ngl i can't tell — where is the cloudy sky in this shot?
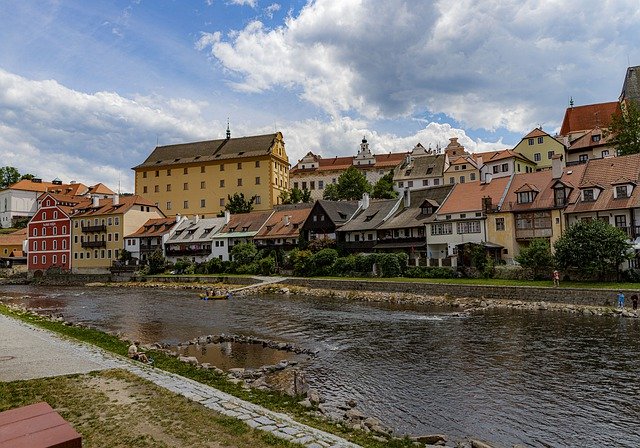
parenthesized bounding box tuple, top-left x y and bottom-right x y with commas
(1, 0, 638, 192)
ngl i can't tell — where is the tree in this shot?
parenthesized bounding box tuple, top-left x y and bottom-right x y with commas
(336, 166, 372, 200)
(119, 248, 133, 262)
(147, 249, 166, 275)
(372, 171, 398, 199)
(230, 242, 258, 266)
(515, 238, 554, 279)
(323, 183, 340, 201)
(20, 173, 35, 181)
(0, 166, 21, 189)
(554, 220, 632, 280)
(281, 187, 312, 205)
(225, 193, 255, 214)
(608, 100, 640, 156)
(301, 188, 312, 203)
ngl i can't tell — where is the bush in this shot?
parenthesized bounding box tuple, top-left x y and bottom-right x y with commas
(404, 266, 457, 279)
(230, 242, 258, 266)
(257, 256, 276, 275)
(332, 255, 357, 276)
(289, 249, 313, 276)
(147, 249, 166, 275)
(492, 265, 534, 280)
(173, 257, 193, 275)
(309, 248, 339, 276)
(354, 254, 377, 274)
(376, 253, 401, 277)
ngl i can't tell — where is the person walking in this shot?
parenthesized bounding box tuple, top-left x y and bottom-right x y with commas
(617, 292, 625, 309)
(552, 270, 560, 287)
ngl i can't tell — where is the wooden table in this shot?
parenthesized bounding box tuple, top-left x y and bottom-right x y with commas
(0, 402, 82, 448)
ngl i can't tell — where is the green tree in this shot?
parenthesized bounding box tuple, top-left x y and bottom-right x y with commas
(225, 193, 255, 213)
(230, 242, 258, 266)
(515, 238, 554, 279)
(554, 220, 632, 280)
(336, 166, 372, 200)
(301, 188, 312, 203)
(0, 166, 21, 189)
(608, 100, 640, 156)
(119, 248, 133, 262)
(147, 249, 166, 275)
(322, 183, 340, 200)
(372, 171, 398, 199)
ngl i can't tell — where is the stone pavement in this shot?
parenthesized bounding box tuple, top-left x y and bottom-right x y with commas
(0, 314, 359, 448)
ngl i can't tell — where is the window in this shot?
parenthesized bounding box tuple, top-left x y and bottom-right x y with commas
(518, 191, 536, 204)
(167, 169, 171, 176)
(220, 179, 225, 187)
(547, 151, 554, 159)
(459, 176, 465, 183)
(319, 180, 324, 189)
(53, 255, 57, 264)
(33, 241, 38, 251)
(255, 161, 260, 168)
(398, 181, 404, 187)
(201, 166, 206, 173)
(434, 179, 440, 186)
(237, 162, 242, 170)
(220, 164, 225, 171)
(592, 134, 601, 143)
(53, 240, 57, 250)
(456, 221, 481, 234)
(114, 217, 119, 225)
(579, 154, 588, 163)
(293, 182, 299, 189)
(219, 198, 225, 207)
(237, 178, 242, 186)
(42, 241, 46, 250)
(115, 233, 119, 241)
(143, 186, 148, 193)
(495, 217, 505, 231)
(166, 184, 172, 192)
(42, 255, 46, 264)
(108, 250, 112, 258)
(554, 188, 567, 207)
(449, 177, 455, 184)
(501, 163, 508, 172)
(74, 221, 78, 228)
(616, 185, 629, 198)
(42, 212, 47, 220)
(154, 185, 159, 193)
(33, 255, 37, 264)
(108, 233, 112, 242)
(310, 181, 315, 190)
(183, 168, 188, 175)
(431, 222, 452, 235)
(615, 215, 627, 229)
(534, 153, 541, 162)
(528, 138, 534, 145)
(155, 170, 159, 177)
(42, 228, 46, 236)
(583, 189, 595, 202)
(470, 173, 476, 181)
(302, 181, 307, 189)
(201, 181, 206, 189)
(33, 228, 38, 237)
(255, 196, 261, 205)
(422, 179, 429, 186)
(53, 211, 58, 219)
(602, 150, 609, 157)
(143, 172, 147, 178)
(62, 240, 66, 249)
(200, 199, 206, 208)
(492, 165, 499, 174)
(74, 235, 78, 243)
(408, 181, 413, 187)
(183, 182, 188, 190)
(183, 200, 189, 209)
(62, 254, 66, 264)
(255, 176, 261, 185)
(538, 137, 544, 144)
(166, 201, 172, 210)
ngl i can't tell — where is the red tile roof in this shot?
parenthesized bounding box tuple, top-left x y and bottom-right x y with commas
(522, 128, 549, 139)
(254, 207, 312, 239)
(559, 102, 620, 136)
(566, 128, 614, 152)
(291, 152, 407, 174)
(72, 195, 158, 217)
(126, 217, 177, 238)
(0, 229, 27, 246)
(437, 177, 512, 214)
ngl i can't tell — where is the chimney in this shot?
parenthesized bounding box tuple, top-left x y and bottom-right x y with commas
(284, 215, 290, 226)
(194, 214, 199, 223)
(404, 187, 411, 207)
(175, 213, 181, 223)
(552, 154, 564, 179)
(112, 194, 119, 206)
(405, 154, 411, 166)
(224, 210, 231, 224)
(92, 196, 99, 207)
(361, 192, 370, 210)
(482, 196, 493, 213)
(484, 172, 493, 184)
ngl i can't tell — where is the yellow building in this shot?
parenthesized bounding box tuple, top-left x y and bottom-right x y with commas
(513, 128, 566, 170)
(443, 155, 480, 185)
(133, 131, 290, 216)
(0, 228, 27, 258)
(70, 195, 163, 273)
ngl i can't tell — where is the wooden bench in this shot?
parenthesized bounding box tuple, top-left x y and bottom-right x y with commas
(0, 402, 82, 448)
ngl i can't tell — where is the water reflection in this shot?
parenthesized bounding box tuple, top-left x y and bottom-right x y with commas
(175, 342, 303, 370)
(2, 285, 640, 447)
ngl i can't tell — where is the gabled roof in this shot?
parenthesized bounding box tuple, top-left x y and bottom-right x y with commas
(437, 176, 512, 215)
(254, 207, 312, 240)
(290, 152, 407, 174)
(40, 192, 92, 217)
(522, 128, 549, 139)
(448, 155, 478, 168)
(393, 154, 447, 181)
(0, 229, 27, 246)
(3, 179, 61, 193)
(87, 183, 115, 195)
(338, 197, 402, 232)
(567, 127, 614, 152)
(476, 149, 535, 164)
(218, 210, 273, 235)
(559, 102, 620, 136)
(133, 132, 284, 169)
(620, 66, 640, 103)
(72, 195, 158, 217)
(378, 185, 454, 230)
(312, 200, 359, 225)
(48, 182, 89, 196)
(166, 217, 227, 243)
(126, 217, 178, 238)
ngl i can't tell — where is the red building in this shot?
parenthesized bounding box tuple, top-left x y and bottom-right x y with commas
(27, 193, 90, 273)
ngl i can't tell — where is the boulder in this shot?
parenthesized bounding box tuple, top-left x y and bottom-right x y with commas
(412, 434, 447, 445)
(470, 439, 494, 448)
(298, 398, 312, 408)
(344, 408, 366, 421)
(228, 367, 245, 377)
(307, 389, 323, 404)
(178, 356, 199, 365)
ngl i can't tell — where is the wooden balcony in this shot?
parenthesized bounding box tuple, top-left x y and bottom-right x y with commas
(515, 228, 553, 240)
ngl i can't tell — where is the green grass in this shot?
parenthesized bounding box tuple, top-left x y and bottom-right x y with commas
(0, 303, 413, 448)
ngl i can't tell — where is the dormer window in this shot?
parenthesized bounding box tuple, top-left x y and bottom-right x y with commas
(615, 185, 629, 199)
(517, 191, 536, 204)
(582, 189, 595, 202)
(592, 134, 601, 143)
(554, 187, 567, 207)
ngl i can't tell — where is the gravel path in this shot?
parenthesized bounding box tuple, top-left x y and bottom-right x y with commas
(0, 314, 359, 448)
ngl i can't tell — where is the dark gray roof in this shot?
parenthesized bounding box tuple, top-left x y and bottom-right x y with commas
(378, 185, 454, 230)
(315, 200, 359, 225)
(133, 133, 281, 169)
(620, 66, 640, 104)
(338, 198, 402, 232)
(166, 217, 226, 243)
(393, 154, 446, 181)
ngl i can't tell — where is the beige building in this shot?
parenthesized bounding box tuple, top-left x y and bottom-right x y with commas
(133, 131, 290, 216)
(70, 195, 163, 273)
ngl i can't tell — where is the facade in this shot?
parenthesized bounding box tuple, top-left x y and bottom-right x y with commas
(477, 149, 536, 181)
(426, 176, 512, 267)
(164, 215, 228, 264)
(290, 138, 407, 200)
(0, 229, 27, 266)
(254, 205, 312, 251)
(70, 196, 164, 273)
(565, 127, 616, 165)
(393, 153, 448, 191)
(1, 179, 71, 228)
(558, 101, 620, 145)
(620, 65, 640, 104)
(214, 210, 273, 261)
(301, 200, 359, 241)
(513, 128, 565, 170)
(133, 131, 290, 216)
(443, 155, 480, 185)
(27, 193, 91, 272)
(125, 217, 183, 262)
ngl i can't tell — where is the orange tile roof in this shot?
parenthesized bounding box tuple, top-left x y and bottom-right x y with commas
(72, 195, 158, 217)
(559, 102, 620, 136)
(126, 217, 177, 238)
(566, 128, 614, 152)
(437, 176, 512, 214)
(0, 229, 27, 246)
(291, 152, 407, 174)
(220, 210, 273, 233)
(5, 179, 58, 193)
(475, 149, 534, 164)
(254, 207, 312, 239)
(522, 128, 550, 139)
(87, 183, 115, 195)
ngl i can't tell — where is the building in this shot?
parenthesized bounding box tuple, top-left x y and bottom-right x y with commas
(393, 152, 448, 191)
(512, 128, 566, 170)
(620, 65, 640, 105)
(290, 137, 407, 200)
(214, 210, 274, 261)
(133, 131, 290, 216)
(443, 155, 480, 185)
(301, 200, 359, 241)
(1, 179, 77, 228)
(254, 205, 312, 251)
(376, 185, 453, 266)
(558, 101, 621, 160)
(70, 196, 164, 273)
(477, 149, 536, 181)
(27, 193, 91, 273)
(426, 176, 512, 267)
(164, 215, 228, 264)
(125, 217, 183, 262)
(564, 127, 616, 165)
(0, 229, 27, 267)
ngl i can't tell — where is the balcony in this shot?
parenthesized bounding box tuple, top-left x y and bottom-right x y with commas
(515, 228, 553, 240)
(82, 225, 106, 233)
(165, 248, 211, 257)
(81, 240, 106, 248)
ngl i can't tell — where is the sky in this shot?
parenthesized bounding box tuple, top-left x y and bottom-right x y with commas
(0, 0, 639, 192)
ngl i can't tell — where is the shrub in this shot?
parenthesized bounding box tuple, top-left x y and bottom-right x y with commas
(289, 249, 313, 276)
(332, 255, 357, 276)
(354, 254, 376, 274)
(230, 242, 258, 266)
(404, 266, 457, 279)
(377, 253, 401, 277)
(309, 248, 339, 276)
(173, 257, 193, 275)
(257, 256, 276, 275)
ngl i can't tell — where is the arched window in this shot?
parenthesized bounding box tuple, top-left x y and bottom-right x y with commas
(62, 254, 66, 264)
(41, 255, 46, 264)
(62, 226, 67, 234)
(53, 240, 57, 250)
(42, 212, 47, 220)
(33, 241, 38, 251)
(62, 240, 67, 250)
(33, 228, 38, 237)
(42, 228, 46, 236)
(42, 241, 46, 250)
(53, 211, 58, 219)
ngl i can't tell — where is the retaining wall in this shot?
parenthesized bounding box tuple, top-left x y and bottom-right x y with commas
(142, 275, 260, 286)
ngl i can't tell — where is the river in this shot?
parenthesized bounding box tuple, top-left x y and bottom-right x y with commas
(1, 284, 639, 447)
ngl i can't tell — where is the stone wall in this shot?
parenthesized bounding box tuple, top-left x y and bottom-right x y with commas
(32, 273, 113, 286)
(283, 278, 625, 307)
(142, 275, 260, 286)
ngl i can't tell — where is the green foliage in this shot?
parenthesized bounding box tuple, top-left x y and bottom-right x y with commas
(331, 255, 357, 276)
(280, 187, 309, 204)
(301, 188, 312, 203)
(371, 171, 398, 199)
(554, 220, 632, 280)
(0, 166, 21, 189)
(307, 238, 336, 252)
(119, 248, 133, 262)
(404, 266, 457, 279)
(309, 248, 339, 276)
(257, 256, 276, 275)
(336, 166, 372, 200)
(288, 248, 313, 276)
(230, 242, 258, 266)
(608, 100, 640, 156)
(466, 244, 488, 271)
(147, 249, 166, 275)
(354, 253, 377, 274)
(377, 253, 402, 277)
(515, 238, 554, 279)
(173, 257, 194, 274)
(225, 193, 255, 214)
(322, 183, 340, 201)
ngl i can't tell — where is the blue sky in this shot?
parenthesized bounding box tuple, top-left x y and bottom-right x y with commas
(1, 0, 639, 192)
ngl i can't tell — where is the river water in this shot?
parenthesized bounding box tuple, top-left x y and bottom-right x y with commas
(2, 284, 640, 447)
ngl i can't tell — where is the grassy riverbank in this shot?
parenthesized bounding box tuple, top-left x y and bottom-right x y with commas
(0, 369, 298, 448)
(0, 303, 413, 448)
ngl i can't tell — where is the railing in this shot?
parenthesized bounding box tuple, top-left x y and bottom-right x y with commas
(515, 228, 553, 239)
(81, 240, 106, 248)
(81, 225, 106, 233)
(165, 248, 211, 256)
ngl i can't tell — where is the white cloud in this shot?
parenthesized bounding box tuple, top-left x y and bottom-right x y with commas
(264, 3, 280, 18)
(227, 0, 257, 7)
(199, 0, 640, 133)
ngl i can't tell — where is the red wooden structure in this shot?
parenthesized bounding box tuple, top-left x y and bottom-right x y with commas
(0, 402, 81, 448)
